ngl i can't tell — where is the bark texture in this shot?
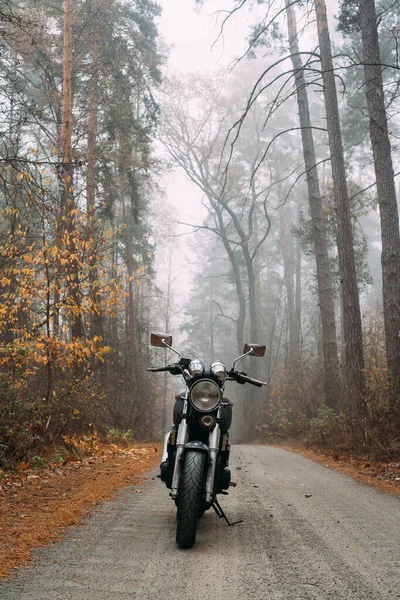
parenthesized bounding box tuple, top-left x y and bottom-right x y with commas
(285, 0, 340, 410)
(314, 0, 366, 415)
(359, 0, 400, 395)
(119, 134, 139, 426)
(87, 35, 103, 339)
(62, 0, 82, 339)
(279, 203, 298, 366)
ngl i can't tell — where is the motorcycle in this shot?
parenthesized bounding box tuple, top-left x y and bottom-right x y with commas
(148, 332, 266, 549)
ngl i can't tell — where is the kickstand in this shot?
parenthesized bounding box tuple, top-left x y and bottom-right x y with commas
(212, 498, 243, 526)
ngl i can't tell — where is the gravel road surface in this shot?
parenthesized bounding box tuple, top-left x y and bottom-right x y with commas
(1, 446, 399, 600)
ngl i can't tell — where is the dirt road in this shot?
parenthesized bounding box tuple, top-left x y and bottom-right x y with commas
(1, 446, 399, 599)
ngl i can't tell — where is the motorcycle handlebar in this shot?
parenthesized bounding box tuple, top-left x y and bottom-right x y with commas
(147, 364, 182, 375)
(148, 365, 266, 385)
(241, 375, 266, 387)
(229, 370, 266, 387)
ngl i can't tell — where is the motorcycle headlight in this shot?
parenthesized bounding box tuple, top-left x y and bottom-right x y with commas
(190, 379, 221, 412)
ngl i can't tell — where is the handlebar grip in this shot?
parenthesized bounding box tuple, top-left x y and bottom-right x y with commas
(147, 364, 182, 375)
(230, 370, 266, 387)
(243, 375, 266, 387)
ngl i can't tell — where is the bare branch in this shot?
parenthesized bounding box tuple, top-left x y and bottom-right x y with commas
(213, 300, 237, 324)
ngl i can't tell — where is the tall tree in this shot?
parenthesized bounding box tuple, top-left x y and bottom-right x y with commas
(314, 0, 366, 416)
(285, 0, 340, 410)
(358, 0, 400, 401)
(86, 14, 102, 340)
(62, 0, 82, 339)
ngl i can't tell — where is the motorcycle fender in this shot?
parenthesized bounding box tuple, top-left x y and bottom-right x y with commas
(184, 441, 209, 453)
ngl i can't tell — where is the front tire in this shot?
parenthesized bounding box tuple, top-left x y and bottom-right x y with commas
(176, 450, 206, 549)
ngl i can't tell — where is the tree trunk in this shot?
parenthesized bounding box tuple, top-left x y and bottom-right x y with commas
(53, 115, 64, 339)
(253, 204, 262, 322)
(295, 206, 302, 358)
(285, 0, 340, 410)
(211, 199, 246, 354)
(243, 242, 259, 345)
(118, 130, 139, 426)
(162, 252, 173, 434)
(62, 0, 82, 339)
(229, 246, 246, 354)
(359, 0, 400, 399)
(86, 34, 103, 340)
(314, 0, 366, 415)
(121, 193, 139, 426)
(209, 281, 215, 363)
(279, 202, 298, 366)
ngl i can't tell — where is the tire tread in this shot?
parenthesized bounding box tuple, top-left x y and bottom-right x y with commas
(176, 450, 206, 549)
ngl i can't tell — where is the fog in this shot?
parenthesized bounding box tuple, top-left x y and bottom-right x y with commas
(0, 0, 398, 453)
(150, 0, 396, 442)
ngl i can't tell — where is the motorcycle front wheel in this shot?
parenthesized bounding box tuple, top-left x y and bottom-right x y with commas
(176, 450, 206, 549)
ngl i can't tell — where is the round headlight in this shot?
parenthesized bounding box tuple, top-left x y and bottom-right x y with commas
(190, 379, 221, 412)
(210, 361, 227, 382)
(189, 359, 204, 376)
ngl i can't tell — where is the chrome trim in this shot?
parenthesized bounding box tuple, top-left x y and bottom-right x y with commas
(205, 423, 221, 504)
(162, 338, 182, 359)
(210, 361, 227, 381)
(232, 347, 254, 371)
(189, 359, 204, 376)
(220, 433, 228, 452)
(170, 399, 189, 499)
(160, 431, 170, 464)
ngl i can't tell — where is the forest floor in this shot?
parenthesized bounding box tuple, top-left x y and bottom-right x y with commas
(1, 441, 399, 581)
(0, 444, 160, 580)
(280, 444, 400, 497)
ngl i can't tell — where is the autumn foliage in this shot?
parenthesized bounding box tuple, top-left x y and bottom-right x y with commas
(0, 0, 163, 467)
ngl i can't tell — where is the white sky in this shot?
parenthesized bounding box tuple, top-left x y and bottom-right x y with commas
(155, 0, 264, 240)
(158, 0, 264, 72)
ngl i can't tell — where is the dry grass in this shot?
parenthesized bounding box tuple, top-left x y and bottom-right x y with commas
(280, 444, 400, 496)
(0, 444, 160, 580)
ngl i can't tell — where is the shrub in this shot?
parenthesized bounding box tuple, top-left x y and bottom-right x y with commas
(106, 428, 134, 446)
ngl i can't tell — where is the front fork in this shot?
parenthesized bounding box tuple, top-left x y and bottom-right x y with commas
(165, 402, 222, 505)
(204, 423, 220, 505)
(170, 400, 189, 500)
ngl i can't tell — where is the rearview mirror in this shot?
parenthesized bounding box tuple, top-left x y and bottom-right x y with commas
(151, 332, 173, 348)
(243, 343, 266, 357)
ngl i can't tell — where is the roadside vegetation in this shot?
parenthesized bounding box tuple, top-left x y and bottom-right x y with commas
(0, 0, 164, 470)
